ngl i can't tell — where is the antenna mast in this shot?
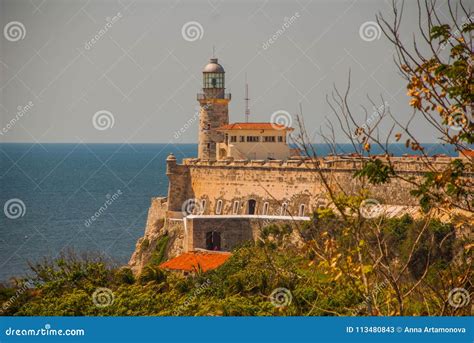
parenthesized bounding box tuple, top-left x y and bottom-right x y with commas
(245, 74, 250, 123)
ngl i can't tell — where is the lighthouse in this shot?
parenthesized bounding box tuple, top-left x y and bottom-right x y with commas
(197, 58, 231, 160)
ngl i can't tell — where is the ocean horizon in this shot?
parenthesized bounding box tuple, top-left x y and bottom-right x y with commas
(0, 142, 462, 281)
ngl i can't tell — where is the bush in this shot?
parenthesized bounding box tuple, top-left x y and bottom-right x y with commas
(116, 268, 135, 285)
(2, 219, 468, 316)
(149, 235, 170, 265)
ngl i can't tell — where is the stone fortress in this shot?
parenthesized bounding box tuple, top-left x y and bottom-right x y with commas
(129, 57, 472, 273)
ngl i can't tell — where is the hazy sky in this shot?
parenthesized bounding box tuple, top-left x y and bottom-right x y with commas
(0, 0, 465, 143)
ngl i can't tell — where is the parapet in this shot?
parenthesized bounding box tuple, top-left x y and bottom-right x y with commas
(182, 155, 464, 173)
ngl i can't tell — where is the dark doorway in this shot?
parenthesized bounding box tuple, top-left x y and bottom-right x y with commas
(248, 199, 256, 215)
(206, 231, 221, 251)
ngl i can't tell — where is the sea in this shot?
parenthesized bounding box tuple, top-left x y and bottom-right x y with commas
(0, 143, 461, 282)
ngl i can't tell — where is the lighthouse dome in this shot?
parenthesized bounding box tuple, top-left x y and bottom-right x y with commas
(203, 58, 225, 73)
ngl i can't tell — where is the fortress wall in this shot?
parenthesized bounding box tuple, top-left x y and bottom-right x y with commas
(185, 217, 253, 252)
(130, 155, 470, 272)
(185, 216, 308, 252)
(178, 155, 473, 216)
(189, 164, 322, 216)
(185, 163, 423, 217)
(166, 161, 192, 214)
(321, 156, 455, 171)
(330, 171, 422, 205)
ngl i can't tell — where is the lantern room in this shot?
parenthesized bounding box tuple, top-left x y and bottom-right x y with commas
(202, 58, 225, 89)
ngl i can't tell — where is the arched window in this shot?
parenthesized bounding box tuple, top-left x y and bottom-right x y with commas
(280, 202, 288, 216)
(298, 204, 306, 217)
(200, 199, 207, 214)
(262, 202, 269, 215)
(248, 199, 256, 215)
(215, 200, 223, 215)
(232, 201, 240, 214)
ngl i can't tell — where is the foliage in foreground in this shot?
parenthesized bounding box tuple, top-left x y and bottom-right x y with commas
(0, 214, 471, 316)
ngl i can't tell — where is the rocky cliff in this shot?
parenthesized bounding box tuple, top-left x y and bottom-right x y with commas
(128, 197, 185, 275)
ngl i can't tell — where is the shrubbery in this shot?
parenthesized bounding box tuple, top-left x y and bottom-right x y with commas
(0, 214, 470, 316)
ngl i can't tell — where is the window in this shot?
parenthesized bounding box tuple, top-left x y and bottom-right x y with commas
(248, 199, 256, 215)
(263, 136, 276, 142)
(280, 202, 288, 216)
(230, 136, 237, 142)
(232, 201, 240, 214)
(262, 202, 269, 215)
(216, 200, 223, 214)
(201, 199, 207, 213)
(239, 136, 245, 142)
(246, 136, 260, 142)
(206, 231, 221, 251)
(298, 204, 305, 217)
(207, 143, 211, 150)
(278, 136, 284, 142)
(207, 124, 211, 130)
(203, 73, 224, 88)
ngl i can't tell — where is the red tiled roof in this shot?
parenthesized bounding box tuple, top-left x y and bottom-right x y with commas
(159, 251, 232, 272)
(216, 122, 293, 131)
(460, 149, 474, 157)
